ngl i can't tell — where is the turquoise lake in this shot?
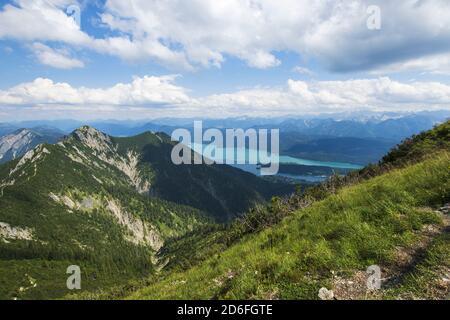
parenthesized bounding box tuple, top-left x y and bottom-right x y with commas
(188, 143, 364, 182)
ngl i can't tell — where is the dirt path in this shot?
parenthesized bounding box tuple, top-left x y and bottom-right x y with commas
(331, 207, 450, 300)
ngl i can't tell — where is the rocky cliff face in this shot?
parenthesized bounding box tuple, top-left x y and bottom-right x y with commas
(68, 126, 151, 193)
(0, 128, 63, 164)
(0, 129, 36, 163)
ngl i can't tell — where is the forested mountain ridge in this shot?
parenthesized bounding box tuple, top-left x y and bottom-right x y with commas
(0, 126, 213, 299)
(0, 126, 289, 299)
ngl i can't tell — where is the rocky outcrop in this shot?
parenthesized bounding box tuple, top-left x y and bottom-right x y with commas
(108, 150, 150, 194)
(439, 203, 450, 214)
(106, 199, 163, 250)
(0, 129, 35, 163)
(0, 222, 34, 241)
(70, 126, 150, 193)
(73, 126, 114, 154)
(49, 192, 163, 251)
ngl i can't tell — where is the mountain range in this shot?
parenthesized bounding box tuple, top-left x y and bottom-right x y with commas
(3, 110, 448, 138)
(0, 126, 291, 299)
(1, 111, 447, 166)
(0, 120, 449, 300)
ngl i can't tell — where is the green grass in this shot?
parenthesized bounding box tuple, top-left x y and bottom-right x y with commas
(384, 232, 450, 300)
(128, 152, 450, 300)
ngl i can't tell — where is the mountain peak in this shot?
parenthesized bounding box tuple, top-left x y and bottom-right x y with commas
(70, 126, 113, 152)
(73, 125, 103, 136)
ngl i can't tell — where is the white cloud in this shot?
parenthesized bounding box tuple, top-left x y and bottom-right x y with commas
(1, 76, 449, 118)
(196, 78, 450, 116)
(0, 0, 90, 45)
(31, 43, 84, 69)
(0, 75, 190, 106)
(0, 0, 192, 69)
(2, 0, 450, 73)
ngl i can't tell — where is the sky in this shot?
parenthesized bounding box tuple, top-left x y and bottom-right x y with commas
(0, 0, 450, 121)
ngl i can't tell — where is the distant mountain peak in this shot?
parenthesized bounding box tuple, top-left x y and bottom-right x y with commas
(0, 129, 40, 163)
(0, 127, 64, 164)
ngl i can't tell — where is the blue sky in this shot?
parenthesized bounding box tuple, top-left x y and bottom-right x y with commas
(0, 0, 450, 120)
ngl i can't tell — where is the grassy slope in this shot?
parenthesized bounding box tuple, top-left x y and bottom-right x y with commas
(385, 231, 450, 300)
(381, 120, 450, 166)
(129, 152, 449, 299)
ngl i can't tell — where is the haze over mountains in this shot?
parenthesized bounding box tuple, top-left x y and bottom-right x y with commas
(1, 111, 448, 167)
(3, 110, 448, 138)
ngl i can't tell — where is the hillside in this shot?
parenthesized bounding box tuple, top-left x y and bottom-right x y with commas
(128, 152, 449, 300)
(0, 127, 209, 299)
(1, 122, 448, 300)
(0, 126, 288, 299)
(122, 121, 450, 300)
(381, 120, 450, 166)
